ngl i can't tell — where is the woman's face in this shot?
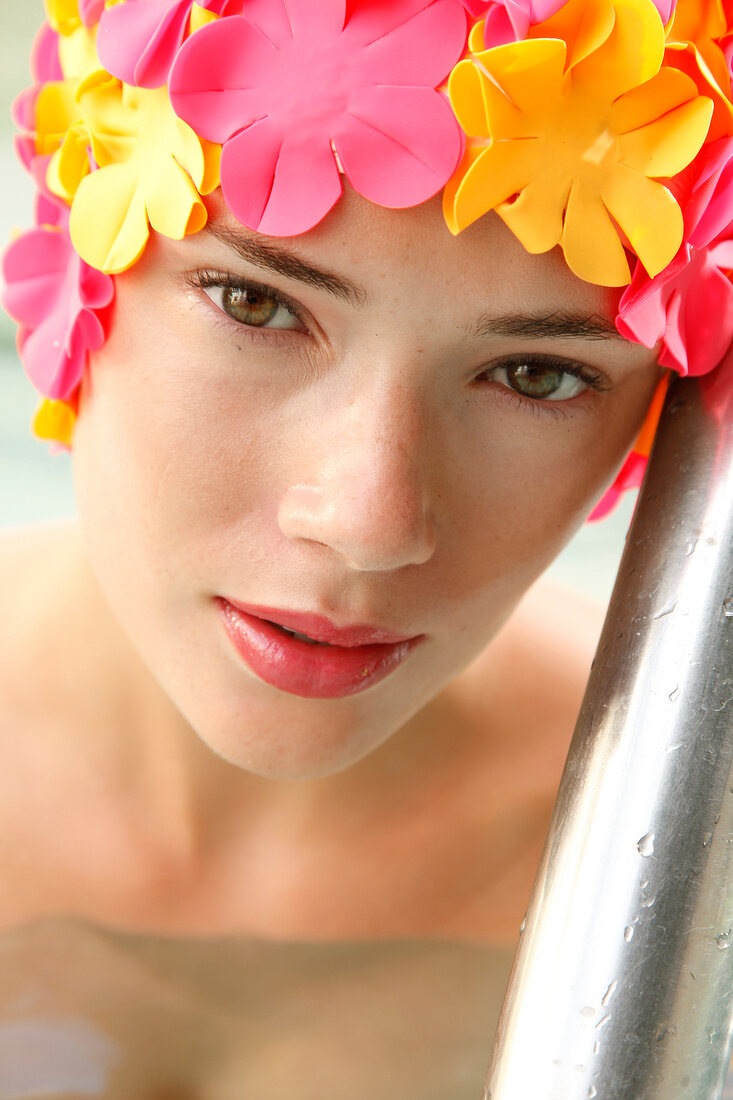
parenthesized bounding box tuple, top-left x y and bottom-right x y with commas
(71, 188, 660, 779)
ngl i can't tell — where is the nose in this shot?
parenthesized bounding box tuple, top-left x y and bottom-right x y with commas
(277, 382, 437, 572)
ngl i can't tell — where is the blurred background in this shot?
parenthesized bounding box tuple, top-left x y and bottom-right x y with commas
(0, 0, 636, 602)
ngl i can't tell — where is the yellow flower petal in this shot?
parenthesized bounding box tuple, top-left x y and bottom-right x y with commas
(601, 163, 683, 276)
(68, 81, 213, 273)
(33, 399, 76, 447)
(561, 183, 631, 284)
(45, 0, 81, 36)
(58, 23, 101, 81)
(47, 121, 90, 203)
(190, 3, 220, 33)
(35, 79, 82, 156)
(71, 165, 150, 272)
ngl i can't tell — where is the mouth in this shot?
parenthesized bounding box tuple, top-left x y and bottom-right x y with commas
(215, 599, 423, 699)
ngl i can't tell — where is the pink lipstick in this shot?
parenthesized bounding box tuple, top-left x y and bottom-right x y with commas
(215, 599, 422, 698)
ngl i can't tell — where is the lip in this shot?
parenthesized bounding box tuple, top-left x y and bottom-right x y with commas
(216, 598, 423, 699)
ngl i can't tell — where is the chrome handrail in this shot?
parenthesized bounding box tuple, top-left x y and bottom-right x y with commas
(484, 364, 733, 1099)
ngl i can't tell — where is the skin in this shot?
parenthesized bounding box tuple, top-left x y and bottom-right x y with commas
(0, 188, 661, 943)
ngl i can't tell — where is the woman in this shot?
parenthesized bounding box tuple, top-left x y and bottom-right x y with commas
(0, 0, 730, 1094)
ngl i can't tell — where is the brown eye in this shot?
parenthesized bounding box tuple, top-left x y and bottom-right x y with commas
(222, 286, 279, 326)
(507, 362, 565, 397)
(200, 280, 303, 330)
(487, 361, 588, 401)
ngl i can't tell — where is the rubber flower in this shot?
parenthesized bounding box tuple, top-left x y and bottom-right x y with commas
(97, 0, 241, 89)
(666, 0, 731, 94)
(168, 0, 467, 236)
(54, 71, 220, 273)
(46, 0, 106, 33)
(477, 0, 573, 47)
(444, 0, 714, 285)
(1, 195, 114, 403)
(617, 135, 733, 375)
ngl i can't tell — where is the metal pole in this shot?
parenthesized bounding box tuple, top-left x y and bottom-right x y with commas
(484, 364, 733, 1100)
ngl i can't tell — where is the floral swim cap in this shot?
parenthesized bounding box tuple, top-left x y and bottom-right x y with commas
(3, 0, 733, 517)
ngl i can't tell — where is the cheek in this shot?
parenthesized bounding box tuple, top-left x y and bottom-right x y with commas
(428, 378, 658, 615)
(70, 297, 283, 609)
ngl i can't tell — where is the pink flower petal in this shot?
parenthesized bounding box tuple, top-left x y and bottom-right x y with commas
(352, 0, 468, 87)
(31, 22, 63, 83)
(221, 124, 343, 235)
(651, 0, 676, 22)
(659, 257, 733, 377)
(169, 17, 279, 143)
(618, 242, 733, 380)
(97, 0, 195, 88)
(80, 0, 106, 26)
(35, 189, 70, 230)
(685, 136, 733, 249)
(12, 85, 38, 133)
(335, 86, 463, 206)
(2, 225, 114, 401)
(14, 134, 36, 174)
(483, 3, 523, 46)
(588, 452, 648, 521)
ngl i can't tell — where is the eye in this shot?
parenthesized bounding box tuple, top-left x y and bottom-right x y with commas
(190, 272, 305, 331)
(485, 358, 594, 401)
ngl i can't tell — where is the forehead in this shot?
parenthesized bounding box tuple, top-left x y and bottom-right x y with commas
(203, 186, 622, 323)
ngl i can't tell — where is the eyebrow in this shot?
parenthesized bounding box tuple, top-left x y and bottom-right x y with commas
(204, 223, 367, 307)
(204, 223, 621, 341)
(471, 311, 623, 341)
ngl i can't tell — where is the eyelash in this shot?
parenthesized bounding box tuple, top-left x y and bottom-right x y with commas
(478, 353, 608, 410)
(186, 269, 308, 336)
(186, 270, 609, 409)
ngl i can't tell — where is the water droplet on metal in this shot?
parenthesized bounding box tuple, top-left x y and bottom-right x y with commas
(724, 596, 733, 618)
(595, 1014, 611, 1031)
(601, 980, 617, 1007)
(588, 1087, 598, 1098)
(637, 832, 655, 857)
(519, 917, 526, 935)
(624, 925, 635, 942)
(703, 831, 713, 847)
(641, 893, 657, 909)
(653, 601, 677, 620)
(716, 930, 731, 950)
(593, 1041, 600, 1056)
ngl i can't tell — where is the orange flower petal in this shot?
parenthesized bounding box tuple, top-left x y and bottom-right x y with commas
(450, 139, 536, 231)
(601, 163, 683, 275)
(496, 174, 571, 252)
(531, 0, 615, 69)
(561, 182, 631, 284)
(618, 93, 712, 175)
